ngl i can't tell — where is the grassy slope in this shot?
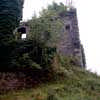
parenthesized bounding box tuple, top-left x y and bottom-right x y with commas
(0, 65, 100, 100)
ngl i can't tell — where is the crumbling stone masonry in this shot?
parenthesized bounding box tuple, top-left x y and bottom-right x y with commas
(57, 8, 86, 67)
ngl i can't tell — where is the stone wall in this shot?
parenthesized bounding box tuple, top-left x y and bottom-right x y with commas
(57, 8, 86, 67)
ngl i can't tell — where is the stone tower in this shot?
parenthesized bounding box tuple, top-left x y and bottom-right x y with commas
(57, 7, 86, 67)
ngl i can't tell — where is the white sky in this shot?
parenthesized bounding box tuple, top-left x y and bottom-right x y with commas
(23, 0, 100, 75)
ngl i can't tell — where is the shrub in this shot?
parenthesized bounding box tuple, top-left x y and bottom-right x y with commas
(9, 39, 56, 71)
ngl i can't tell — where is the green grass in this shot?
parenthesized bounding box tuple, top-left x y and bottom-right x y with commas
(0, 56, 100, 100)
(0, 66, 100, 100)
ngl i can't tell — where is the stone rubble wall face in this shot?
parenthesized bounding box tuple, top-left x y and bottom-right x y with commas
(58, 8, 86, 67)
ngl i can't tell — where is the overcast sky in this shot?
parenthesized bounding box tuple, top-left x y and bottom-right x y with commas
(23, 0, 100, 75)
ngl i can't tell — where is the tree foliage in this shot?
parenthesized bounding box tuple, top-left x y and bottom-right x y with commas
(0, 0, 24, 35)
(47, 2, 67, 14)
(9, 40, 56, 71)
(0, 0, 24, 69)
(28, 2, 66, 46)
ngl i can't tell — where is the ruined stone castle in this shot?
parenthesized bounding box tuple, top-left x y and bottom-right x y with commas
(17, 6, 86, 68)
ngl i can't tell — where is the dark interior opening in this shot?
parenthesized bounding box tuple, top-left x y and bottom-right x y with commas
(18, 27, 26, 33)
(65, 25, 70, 30)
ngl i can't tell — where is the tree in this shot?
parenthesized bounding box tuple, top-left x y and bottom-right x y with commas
(0, 0, 24, 69)
(28, 3, 65, 47)
(47, 2, 67, 14)
(0, 0, 24, 35)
